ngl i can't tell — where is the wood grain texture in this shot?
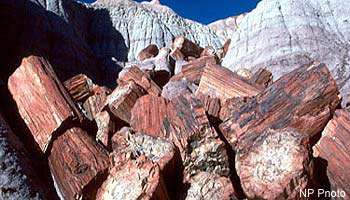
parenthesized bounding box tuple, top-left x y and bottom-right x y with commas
(313, 109, 350, 197)
(83, 86, 110, 120)
(64, 74, 94, 102)
(8, 56, 77, 152)
(48, 127, 109, 200)
(220, 62, 340, 148)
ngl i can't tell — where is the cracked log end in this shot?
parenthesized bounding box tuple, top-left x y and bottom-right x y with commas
(236, 128, 311, 200)
(107, 81, 146, 123)
(185, 172, 236, 200)
(96, 156, 169, 200)
(64, 74, 94, 102)
(313, 109, 350, 196)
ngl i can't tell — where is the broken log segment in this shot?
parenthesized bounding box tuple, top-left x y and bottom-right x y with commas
(196, 92, 221, 119)
(313, 109, 350, 197)
(8, 56, 80, 152)
(185, 172, 236, 200)
(118, 66, 162, 96)
(196, 64, 262, 103)
(95, 111, 115, 148)
(0, 113, 48, 199)
(236, 128, 312, 200)
(107, 81, 146, 123)
(171, 56, 217, 85)
(220, 62, 340, 148)
(137, 44, 159, 61)
(161, 79, 197, 101)
(172, 36, 204, 59)
(96, 156, 169, 200)
(63, 74, 94, 102)
(83, 86, 110, 120)
(48, 127, 109, 200)
(130, 95, 168, 137)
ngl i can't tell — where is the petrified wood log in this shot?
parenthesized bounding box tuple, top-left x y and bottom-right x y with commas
(118, 66, 162, 96)
(64, 74, 94, 102)
(130, 95, 168, 137)
(161, 79, 197, 101)
(8, 56, 81, 152)
(313, 109, 350, 197)
(196, 64, 261, 103)
(96, 156, 169, 200)
(0, 113, 47, 199)
(196, 92, 221, 119)
(48, 127, 109, 200)
(185, 172, 236, 200)
(250, 68, 273, 88)
(107, 81, 146, 123)
(172, 36, 204, 59)
(220, 62, 340, 147)
(95, 111, 115, 148)
(83, 86, 110, 120)
(137, 44, 159, 61)
(171, 56, 217, 85)
(219, 96, 255, 121)
(236, 128, 312, 200)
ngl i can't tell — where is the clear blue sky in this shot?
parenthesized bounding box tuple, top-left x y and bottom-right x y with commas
(78, 0, 261, 24)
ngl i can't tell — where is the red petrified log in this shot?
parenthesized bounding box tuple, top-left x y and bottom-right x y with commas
(171, 56, 217, 85)
(313, 109, 350, 197)
(196, 64, 262, 103)
(95, 111, 115, 147)
(48, 127, 109, 200)
(130, 95, 168, 137)
(137, 44, 159, 61)
(83, 86, 110, 120)
(63, 74, 94, 102)
(118, 66, 162, 96)
(236, 128, 312, 200)
(185, 172, 236, 200)
(96, 156, 169, 200)
(8, 56, 80, 152)
(107, 81, 146, 123)
(196, 92, 221, 119)
(220, 62, 340, 148)
(172, 36, 204, 59)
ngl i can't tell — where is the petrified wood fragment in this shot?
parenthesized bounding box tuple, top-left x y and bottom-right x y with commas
(96, 156, 169, 200)
(130, 95, 168, 137)
(185, 172, 236, 200)
(83, 86, 110, 120)
(250, 68, 273, 88)
(64, 74, 94, 102)
(196, 92, 221, 119)
(118, 66, 162, 96)
(196, 64, 261, 103)
(161, 79, 197, 101)
(0, 113, 47, 199)
(220, 62, 340, 147)
(171, 56, 217, 85)
(137, 44, 159, 61)
(48, 127, 109, 200)
(107, 81, 146, 123)
(313, 109, 350, 197)
(219, 96, 255, 121)
(172, 36, 204, 59)
(95, 111, 115, 148)
(8, 56, 78, 152)
(236, 128, 312, 200)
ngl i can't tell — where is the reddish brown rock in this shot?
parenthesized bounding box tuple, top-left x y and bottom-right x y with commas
(171, 56, 217, 85)
(95, 111, 115, 148)
(236, 128, 312, 200)
(161, 79, 197, 101)
(313, 109, 350, 197)
(172, 36, 204, 59)
(219, 96, 255, 121)
(220, 62, 340, 147)
(130, 95, 168, 137)
(8, 56, 77, 152)
(196, 64, 261, 103)
(96, 156, 169, 200)
(118, 66, 162, 96)
(107, 81, 146, 123)
(185, 172, 236, 200)
(48, 127, 109, 200)
(250, 68, 273, 88)
(64, 74, 94, 102)
(137, 44, 159, 61)
(83, 86, 110, 120)
(196, 92, 221, 119)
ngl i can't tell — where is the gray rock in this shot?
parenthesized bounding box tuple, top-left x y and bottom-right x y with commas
(222, 0, 350, 106)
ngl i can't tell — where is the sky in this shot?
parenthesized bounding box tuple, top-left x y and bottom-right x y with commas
(78, 0, 261, 24)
